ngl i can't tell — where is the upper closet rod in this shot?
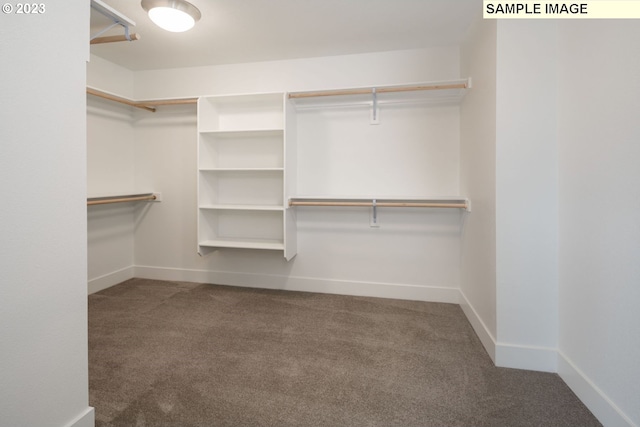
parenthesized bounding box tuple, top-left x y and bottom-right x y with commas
(289, 199, 469, 210)
(87, 88, 155, 112)
(91, 34, 141, 45)
(87, 88, 197, 112)
(288, 81, 469, 99)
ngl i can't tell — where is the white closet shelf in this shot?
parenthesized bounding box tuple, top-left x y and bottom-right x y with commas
(91, 0, 134, 26)
(200, 92, 284, 105)
(199, 204, 284, 211)
(199, 168, 284, 172)
(199, 238, 285, 251)
(198, 129, 284, 136)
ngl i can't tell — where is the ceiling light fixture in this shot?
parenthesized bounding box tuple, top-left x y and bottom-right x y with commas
(141, 0, 201, 33)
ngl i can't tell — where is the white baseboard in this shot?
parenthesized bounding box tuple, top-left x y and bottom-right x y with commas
(459, 290, 557, 372)
(459, 290, 497, 362)
(64, 407, 94, 427)
(558, 351, 637, 427)
(88, 266, 135, 294)
(495, 342, 557, 373)
(134, 265, 461, 304)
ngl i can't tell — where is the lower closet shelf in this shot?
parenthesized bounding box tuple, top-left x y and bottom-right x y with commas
(199, 204, 283, 211)
(199, 238, 285, 251)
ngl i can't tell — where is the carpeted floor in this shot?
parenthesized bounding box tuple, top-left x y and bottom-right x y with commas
(89, 278, 601, 427)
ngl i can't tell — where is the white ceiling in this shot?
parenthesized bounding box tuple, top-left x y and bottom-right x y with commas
(90, 0, 479, 71)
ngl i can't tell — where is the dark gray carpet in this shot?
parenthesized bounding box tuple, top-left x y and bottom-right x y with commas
(89, 278, 601, 427)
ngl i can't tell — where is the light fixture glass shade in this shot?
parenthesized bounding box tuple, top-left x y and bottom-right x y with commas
(141, 0, 201, 33)
(148, 7, 194, 32)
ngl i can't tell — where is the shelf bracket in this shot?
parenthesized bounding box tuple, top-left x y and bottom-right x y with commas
(90, 0, 138, 43)
(370, 88, 380, 125)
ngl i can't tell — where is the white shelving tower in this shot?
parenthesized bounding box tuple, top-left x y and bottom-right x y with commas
(197, 93, 297, 260)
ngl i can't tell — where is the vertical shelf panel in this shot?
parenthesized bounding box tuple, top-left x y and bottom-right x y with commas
(284, 98, 298, 260)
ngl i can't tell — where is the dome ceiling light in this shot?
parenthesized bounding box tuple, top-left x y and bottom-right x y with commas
(141, 0, 201, 33)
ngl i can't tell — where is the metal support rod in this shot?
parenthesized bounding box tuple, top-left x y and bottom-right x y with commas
(90, 21, 121, 41)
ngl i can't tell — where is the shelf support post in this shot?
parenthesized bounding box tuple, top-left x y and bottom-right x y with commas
(370, 199, 380, 227)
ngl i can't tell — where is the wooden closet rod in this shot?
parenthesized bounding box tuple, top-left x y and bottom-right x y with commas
(87, 88, 155, 112)
(87, 193, 157, 206)
(288, 82, 468, 99)
(136, 98, 198, 107)
(289, 200, 469, 209)
(90, 33, 140, 45)
(86, 88, 197, 112)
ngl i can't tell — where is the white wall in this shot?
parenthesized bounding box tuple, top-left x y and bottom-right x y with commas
(117, 47, 465, 302)
(296, 103, 460, 197)
(459, 17, 498, 361)
(87, 98, 135, 196)
(462, 17, 639, 425)
(0, 2, 94, 427)
(133, 48, 460, 99)
(87, 204, 135, 293)
(132, 103, 199, 272)
(87, 59, 137, 293)
(557, 21, 640, 427)
(87, 54, 135, 98)
(494, 21, 559, 372)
